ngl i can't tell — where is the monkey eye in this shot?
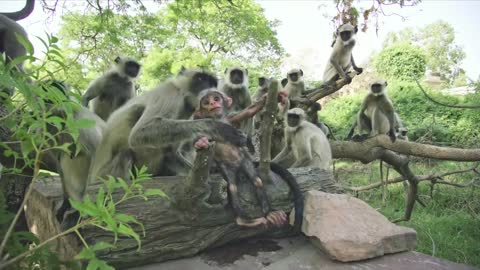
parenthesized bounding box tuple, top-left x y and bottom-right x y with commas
(214, 96, 221, 102)
(202, 99, 210, 106)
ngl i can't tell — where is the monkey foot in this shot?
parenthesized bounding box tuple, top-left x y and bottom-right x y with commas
(235, 217, 268, 227)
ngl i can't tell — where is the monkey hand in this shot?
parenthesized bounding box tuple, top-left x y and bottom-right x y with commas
(354, 67, 363, 75)
(266, 210, 287, 226)
(388, 129, 397, 143)
(194, 136, 210, 150)
(213, 121, 247, 147)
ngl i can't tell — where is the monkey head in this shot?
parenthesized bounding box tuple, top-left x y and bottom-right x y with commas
(280, 78, 288, 88)
(337, 23, 358, 46)
(398, 127, 408, 137)
(286, 108, 306, 129)
(370, 79, 388, 97)
(224, 67, 248, 89)
(258, 76, 269, 88)
(115, 56, 141, 79)
(195, 88, 232, 119)
(287, 69, 304, 84)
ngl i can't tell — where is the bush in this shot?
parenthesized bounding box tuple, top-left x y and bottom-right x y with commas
(374, 43, 427, 81)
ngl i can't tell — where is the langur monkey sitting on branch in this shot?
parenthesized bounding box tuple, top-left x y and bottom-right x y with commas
(347, 80, 397, 142)
(192, 89, 303, 230)
(284, 68, 305, 99)
(273, 108, 332, 170)
(323, 23, 363, 84)
(82, 56, 141, 121)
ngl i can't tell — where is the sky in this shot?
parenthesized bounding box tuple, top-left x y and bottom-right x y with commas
(2, 0, 480, 81)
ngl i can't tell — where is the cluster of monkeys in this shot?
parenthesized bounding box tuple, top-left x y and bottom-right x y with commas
(2, 11, 408, 231)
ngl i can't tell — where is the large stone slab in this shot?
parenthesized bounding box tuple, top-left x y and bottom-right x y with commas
(128, 236, 477, 270)
(302, 190, 417, 262)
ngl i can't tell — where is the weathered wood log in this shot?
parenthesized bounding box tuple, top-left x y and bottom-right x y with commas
(25, 165, 341, 269)
(259, 79, 279, 182)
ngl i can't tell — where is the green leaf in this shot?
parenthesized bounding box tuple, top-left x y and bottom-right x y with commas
(15, 33, 34, 55)
(91, 241, 114, 252)
(86, 258, 115, 270)
(96, 187, 105, 208)
(118, 223, 141, 250)
(144, 189, 168, 198)
(75, 247, 95, 260)
(70, 197, 101, 217)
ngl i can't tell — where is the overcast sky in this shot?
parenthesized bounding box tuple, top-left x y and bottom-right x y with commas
(2, 0, 479, 81)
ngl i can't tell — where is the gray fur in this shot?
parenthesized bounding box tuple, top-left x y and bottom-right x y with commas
(273, 108, 332, 170)
(82, 56, 140, 121)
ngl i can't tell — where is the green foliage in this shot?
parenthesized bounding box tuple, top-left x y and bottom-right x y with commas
(0, 34, 167, 269)
(321, 80, 480, 145)
(382, 20, 466, 84)
(373, 42, 426, 81)
(57, 0, 285, 92)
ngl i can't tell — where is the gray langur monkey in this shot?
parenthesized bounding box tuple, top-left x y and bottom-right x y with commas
(273, 108, 332, 170)
(39, 81, 106, 229)
(347, 79, 396, 142)
(284, 69, 305, 99)
(89, 68, 247, 182)
(253, 76, 269, 129)
(0, 0, 35, 96)
(82, 56, 141, 121)
(323, 23, 363, 84)
(222, 66, 254, 150)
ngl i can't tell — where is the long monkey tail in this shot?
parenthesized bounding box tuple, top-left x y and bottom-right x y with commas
(254, 161, 304, 233)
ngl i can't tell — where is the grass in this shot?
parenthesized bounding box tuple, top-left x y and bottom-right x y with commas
(334, 160, 480, 267)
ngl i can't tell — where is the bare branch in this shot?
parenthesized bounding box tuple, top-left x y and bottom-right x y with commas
(416, 80, 480, 109)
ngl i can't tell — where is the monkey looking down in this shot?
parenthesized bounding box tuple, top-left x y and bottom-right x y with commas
(82, 56, 141, 121)
(323, 23, 363, 84)
(192, 89, 303, 230)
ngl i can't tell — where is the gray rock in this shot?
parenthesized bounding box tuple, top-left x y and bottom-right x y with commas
(302, 190, 417, 262)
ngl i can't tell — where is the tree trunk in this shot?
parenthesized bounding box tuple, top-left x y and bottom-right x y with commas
(25, 164, 341, 269)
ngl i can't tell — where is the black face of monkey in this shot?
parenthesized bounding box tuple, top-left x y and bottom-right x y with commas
(125, 61, 141, 78)
(340, 30, 352, 42)
(371, 84, 383, 94)
(191, 72, 218, 94)
(230, 69, 244, 85)
(287, 113, 301, 127)
(281, 78, 288, 87)
(258, 77, 267, 87)
(289, 72, 299, 82)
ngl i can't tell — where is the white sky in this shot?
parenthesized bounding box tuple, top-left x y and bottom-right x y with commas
(2, 0, 480, 81)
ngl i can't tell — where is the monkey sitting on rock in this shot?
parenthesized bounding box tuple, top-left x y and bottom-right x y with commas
(192, 89, 303, 230)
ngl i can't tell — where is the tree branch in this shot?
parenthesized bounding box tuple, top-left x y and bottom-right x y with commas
(416, 80, 480, 109)
(259, 80, 279, 183)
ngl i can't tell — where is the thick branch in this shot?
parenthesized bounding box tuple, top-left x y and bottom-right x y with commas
(333, 135, 480, 161)
(259, 80, 279, 182)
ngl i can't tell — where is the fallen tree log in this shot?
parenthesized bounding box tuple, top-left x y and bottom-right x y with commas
(25, 147, 341, 269)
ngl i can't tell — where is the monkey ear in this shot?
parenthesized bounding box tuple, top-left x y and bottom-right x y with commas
(354, 25, 358, 33)
(299, 69, 304, 76)
(114, 56, 121, 64)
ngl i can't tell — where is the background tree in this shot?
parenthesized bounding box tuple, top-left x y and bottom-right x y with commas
(383, 20, 466, 85)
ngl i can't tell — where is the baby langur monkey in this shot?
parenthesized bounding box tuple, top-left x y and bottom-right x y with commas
(273, 108, 332, 170)
(284, 69, 305, 99)
(347, 80, 396, 142)
(394, 113, 409, 141)
(323, 23, 363, 84)
(82, 56, 141, 121)
(193, 89, 302, 228)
